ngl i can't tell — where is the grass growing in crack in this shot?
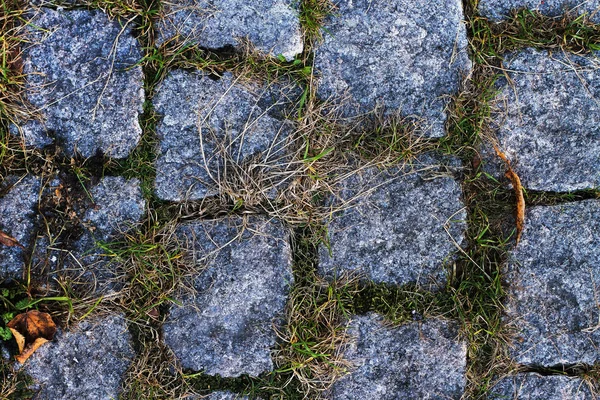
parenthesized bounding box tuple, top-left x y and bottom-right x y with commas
(105, 101, 159, 203)
(465, 1, 600, 64)
(352, 111, 435, 166)
(276, 276, 356, 392)
(300, 0, 337, 45)
(96, 214, 196, 322)
(524, 188, 600, 206)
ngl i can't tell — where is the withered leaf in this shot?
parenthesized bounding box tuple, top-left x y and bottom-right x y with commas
(7, 310, 56, 363)
(0, 230, 24, 249)
(494, 145, 525, 245)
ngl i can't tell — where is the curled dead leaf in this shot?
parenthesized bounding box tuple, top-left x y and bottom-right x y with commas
(7, 310, 56, 363)
(0, 230, 24, 249)
(493, 145, 525, 245)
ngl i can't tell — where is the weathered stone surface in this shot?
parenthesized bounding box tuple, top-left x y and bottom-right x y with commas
(12, 8, 144, 158)
(314, 0, 472, 137)
(318, 155, 466, 288)
(163, 217, 293, 377)
(153, 70, 296, 201)
(24, 314, 134, 400)
(0, 176, 41, 280)
(68, 176, 146, 286)
(156, 0, 303, 60)
(479, 0, 600, 22)
(489, 374, 594, 400)
(482, 49, 600, 191)
(505, 200, 600, 366)
(205, 392, 250, 400)
(78, 176, 146, 241)
(328, 314, 467, 399)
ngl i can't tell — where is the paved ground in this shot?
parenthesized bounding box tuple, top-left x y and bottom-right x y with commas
(1, 0, 600, 399)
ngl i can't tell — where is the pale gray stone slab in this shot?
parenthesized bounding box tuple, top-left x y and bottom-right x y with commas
(505, 200, 600, 366)
(163, 217, 292, 377)
(479, 0, 600, 22)
(318, 155, 466, 289)
(24, 314, 134, 400)
(314, 0, 472, 137)
(327, 314, 467, 399)
(153, 70, 296, 201)
(12, 8, 144, 158)
(482, 49, 600, 191)
(489, 374, 594, 400)
(156, 0, 303, 60)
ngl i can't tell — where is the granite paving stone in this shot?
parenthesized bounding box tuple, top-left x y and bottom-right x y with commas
(327, 313, 467, 399)
(318, 155, 466, 289)
(482, 49, 600, 191)
(314, 0, 472, 137)
(153, 70, 296, 201)
(12, 8, 144, 158)
(156, 0, 303, 60)
(505, 200, 600, 366)
(479, 0, 600, 22)
(163, 216, 292, 377)
(24, 314, 134, 400)
(489, 373, 594, 400)
(0, 176, 41, 280)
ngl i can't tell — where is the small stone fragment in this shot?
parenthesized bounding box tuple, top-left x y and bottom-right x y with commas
(153, 70, 296, 201)
(479, 0, 600, 22)
(314, 0, 472, 137)
(489, 373, 594, 400)
(0, 176, 41, 280)
(13, 8, 144, 158)
(163, 217, 292, 377)
(482, 49, 600, 191)
(156, 0, 303, 60)
(327, 314, 467, 399)
(506, 200, 600, 366)
(318, 155, 466, 289)
(24, 314, 134, 400)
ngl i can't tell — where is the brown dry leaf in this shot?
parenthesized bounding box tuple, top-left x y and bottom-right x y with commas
(0, 230, 24, 249)
(493, 145, 525, 245)
(15, 338, 49, 364)
(8, 328, 25, 353)
(7, 310, 57, 363)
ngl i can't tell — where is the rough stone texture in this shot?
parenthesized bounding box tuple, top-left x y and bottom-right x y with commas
(78, 176, 146, 241)
(205, 392, 250, 400)
(482, 49, 600, 191)
(156, 0, 303, 60)
(67, 176, 146, 286)
(163, 217, 293, 377)
(0, 176, 41, 280)
(318, 155, 466, 289)
(24, 314, 134, 400)
(479, 0, 600, 22)
(327, 314, 467, 399)
(489, 374, 594, 400)
(505, 200, 600, 366)
(153, 70, 296, 201)
(314, 0, 472, 137)
(12, 8, 144, 158)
